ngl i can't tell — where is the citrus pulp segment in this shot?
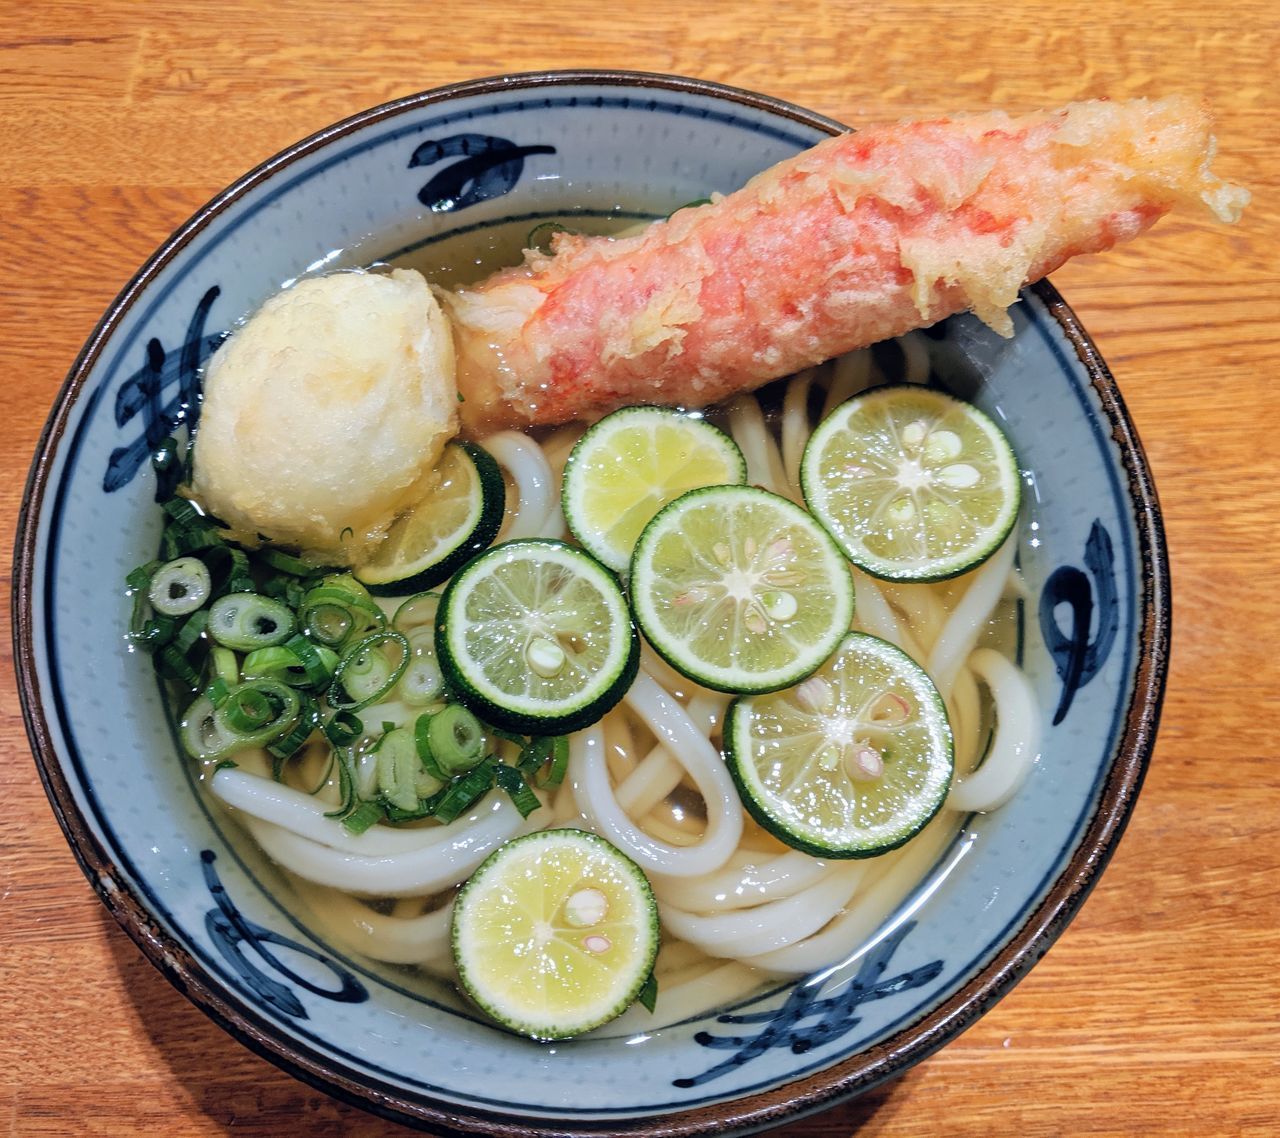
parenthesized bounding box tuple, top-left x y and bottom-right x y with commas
(356, 442, 504, 594)
(801, 385, 1020, 582)
(628, 485, 854, 693)
(451, 828, 660, 1040)
(725, 631, 953, 857)
(436, 539, 638, 733)
(562, 406, 747, 572)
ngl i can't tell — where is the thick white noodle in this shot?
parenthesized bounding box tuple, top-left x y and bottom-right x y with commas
(684, 690, 730, 737)
(483, 429, 556, 540)
(885, 582, 946, 648)
(212, 768, 448, 855)
(652, 850, 831, 913)
(728, 395, 790, 500)
(571, 671, 742, 877)
(927, 533, 1017, 698)
(606, 960, 762, 1033)
(947, 661, 983, 772)
(852, 570, 905, 647)
(292, 880, 453, 966)
(899, 331, 932, 383)
(947, 648, 1040, 812)
(242, 793, 548, 897)
(740, 815, 956, 975)
(781, 369, 816, 493)
(615, 744, 684, 817)
(821, 349, 873, 419)
(659, 861, 865, 957)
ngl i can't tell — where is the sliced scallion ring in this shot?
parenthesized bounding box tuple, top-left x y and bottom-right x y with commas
(299, 576, 385, 646)
(426, 704, 487, 777)
(376, 726, 442, 812)
(208, 593, 296, 652)
(397, 628, 446, 706)
(328, 631, 410, 711)
(180, 679, 302, 761)
(148, 556, 212, 616)
(393, 591, 441, 634)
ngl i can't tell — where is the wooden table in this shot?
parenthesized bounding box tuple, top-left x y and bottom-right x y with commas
(3, 3, 1277, 1134)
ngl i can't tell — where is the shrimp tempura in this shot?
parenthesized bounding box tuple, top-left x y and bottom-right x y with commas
(443, 96, 1247, 432)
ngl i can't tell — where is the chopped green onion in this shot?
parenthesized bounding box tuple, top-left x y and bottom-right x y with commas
(328, 631, 409, 712)
(301, 602, 354, 646)
(414, 712, 445, 781)
(432, 759, 497, 824)
(323, 710, 364, 747)
(324, 747, 359, 819)
(210, 646, 239, 686)
(376, 726, 439, 812)
(341, 799, 386, 835)
(162, 497, 206, 528)
(204, 677, 231, 708)
(527, 735, 570, 788)
(526, 220, 572, 254)
(129, 611, 176, 650)
(157, 642, 202, 688)
(148, 557, 212, 616)
(267, 699, 319, 760)
(282, 634, 339, 688)
(397, 633, 446, 706)
(242, 645, 304, 685)
(125, 562, 160, 592)
(302, 749, 336, 795)
(179, 679, 302, 761)
(172, 608, 209, 655)
(392, 591, 441, 634)
(223, 686, 276, 733)
(299, 575, 385, 647)
(261, 548, 324, 576)
(494, 762, 541, 818)
(667, 197, 712, 218)
(204, 545, 255, 597)
(636, 971, 658, 1013)
(208, 593, 296, 651)
(426, 704, 486, 777)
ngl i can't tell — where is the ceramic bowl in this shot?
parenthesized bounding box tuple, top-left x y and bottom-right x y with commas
(13, 71, 1167, 1134)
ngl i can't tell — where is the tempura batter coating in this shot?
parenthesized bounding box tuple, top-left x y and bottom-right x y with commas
(193, 269, 457, 564)
(444, 96, 1247, 432)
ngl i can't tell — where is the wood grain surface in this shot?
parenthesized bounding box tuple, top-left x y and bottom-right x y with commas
(3, 2, 1277, 1135)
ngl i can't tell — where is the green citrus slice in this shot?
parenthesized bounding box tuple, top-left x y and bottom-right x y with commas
(726, 632, 953, 858)
(356, 442, 504, 595)
(628, 485, 854, 693)
(436, 539, 638, 733)
(800, 385, 1020, 582)
(452, 828, 660, 1040)
(562, 406, 747, 572)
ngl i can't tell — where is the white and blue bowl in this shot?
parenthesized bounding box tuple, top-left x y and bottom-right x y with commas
(13, 72, 1167, 1134)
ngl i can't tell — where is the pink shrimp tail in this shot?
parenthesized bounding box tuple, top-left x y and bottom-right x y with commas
(444, 95, 1247, 432)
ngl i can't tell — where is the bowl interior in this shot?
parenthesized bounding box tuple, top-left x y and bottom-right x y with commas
(16, 72, 1163, 1134)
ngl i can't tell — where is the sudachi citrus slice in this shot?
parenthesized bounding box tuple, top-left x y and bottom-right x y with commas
(436, 539, 638, 733)
(628, 485, 854, 693)
(801, 385, 1020, 582)
(725, 632, 953, 858)
(562, 406, 746, 572)
(357, 442, 504, 594)
(451, 828, 659, 1040)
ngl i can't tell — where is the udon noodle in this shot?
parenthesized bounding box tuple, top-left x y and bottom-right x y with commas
(198, 336, 1039, 1029)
